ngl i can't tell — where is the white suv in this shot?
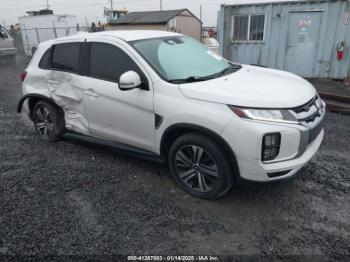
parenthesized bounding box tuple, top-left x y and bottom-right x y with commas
(18, 31, 326, 199)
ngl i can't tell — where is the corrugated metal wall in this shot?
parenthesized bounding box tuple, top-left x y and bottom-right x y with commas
(218, 0, 350, 78)
(347, 1, 350, 78)
(174, 10, 202, 42)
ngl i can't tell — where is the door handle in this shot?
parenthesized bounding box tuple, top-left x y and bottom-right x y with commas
(47, 80, 60, 85)
(84, 89, 99, 97)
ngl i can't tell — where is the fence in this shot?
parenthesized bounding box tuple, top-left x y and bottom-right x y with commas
(18, 26, 94, 56)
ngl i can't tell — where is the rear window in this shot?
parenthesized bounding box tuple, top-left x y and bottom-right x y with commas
(39, 49, 51, 69)
(51, 43, 80, 73)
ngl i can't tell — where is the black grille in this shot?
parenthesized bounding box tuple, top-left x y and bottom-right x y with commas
(292, 97, 317, 114)
(303, 110, 321, 123)
(290, 96, 324, 125)
(267, 170, 292, 178)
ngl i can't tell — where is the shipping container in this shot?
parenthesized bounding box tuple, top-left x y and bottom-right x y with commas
(218, 0, 350, 79)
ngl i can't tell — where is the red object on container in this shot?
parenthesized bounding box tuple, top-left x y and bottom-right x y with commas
(337, 42, 345, 61)
(337, 51, 344, 61)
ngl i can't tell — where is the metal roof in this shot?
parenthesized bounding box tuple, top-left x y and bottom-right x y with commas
(109, 9, 187, 25)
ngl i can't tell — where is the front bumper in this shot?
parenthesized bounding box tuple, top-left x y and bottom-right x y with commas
(0, 47, 17, 57)
(221, 114, 325, 182)
(257, 129, 323, 181)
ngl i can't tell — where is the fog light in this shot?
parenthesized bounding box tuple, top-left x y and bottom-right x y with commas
(262, 133, 281, 161)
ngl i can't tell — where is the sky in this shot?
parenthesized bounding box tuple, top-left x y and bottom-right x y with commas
(0, 0, 296, 27)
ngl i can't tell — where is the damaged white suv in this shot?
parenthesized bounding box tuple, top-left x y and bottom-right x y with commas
(18, 31, 326, 199)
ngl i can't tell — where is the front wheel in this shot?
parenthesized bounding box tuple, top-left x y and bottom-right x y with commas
(33, 101, 65, 142)
(168, 133, 234, 199)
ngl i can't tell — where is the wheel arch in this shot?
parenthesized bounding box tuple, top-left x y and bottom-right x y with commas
(17, 94, 62, 120)
(160, 123, 240, 179)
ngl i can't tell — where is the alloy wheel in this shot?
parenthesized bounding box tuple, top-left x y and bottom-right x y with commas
(34, 106, 55, 139)
(174, 145, 219, 193)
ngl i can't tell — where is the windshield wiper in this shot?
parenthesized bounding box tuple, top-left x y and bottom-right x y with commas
(169, 76, 211, 84)
(168, 64, 242, 84)
(215, 64, 242, 78)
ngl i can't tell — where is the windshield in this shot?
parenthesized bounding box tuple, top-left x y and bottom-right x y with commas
(131, 36, 240, 83)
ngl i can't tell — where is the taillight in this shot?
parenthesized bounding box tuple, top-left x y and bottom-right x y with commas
(21, 71, 27, 82)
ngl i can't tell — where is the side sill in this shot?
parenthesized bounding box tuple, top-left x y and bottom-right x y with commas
(64, 132, 166, 164)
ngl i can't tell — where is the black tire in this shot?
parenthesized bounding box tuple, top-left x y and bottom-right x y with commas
(168, 133, 234, 199)
(32, 101, 65, 142)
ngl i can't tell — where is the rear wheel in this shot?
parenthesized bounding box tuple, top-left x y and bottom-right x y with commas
(168, 133, 234, 199)
(32, 101, 65, 142)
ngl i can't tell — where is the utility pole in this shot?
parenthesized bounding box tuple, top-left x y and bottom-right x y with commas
(85, 16, 89, 28)
(110, 0, 114, 10)
(46, 0, 50, 9)
(160, 0, 163, 11)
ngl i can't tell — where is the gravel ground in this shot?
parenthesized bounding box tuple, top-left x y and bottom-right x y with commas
(0, 55, 349, 259)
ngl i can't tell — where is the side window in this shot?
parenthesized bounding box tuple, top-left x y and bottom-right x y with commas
(52, 43, 80, 73)
(89, 42, 145, 83)
(39, 48, 51, 69)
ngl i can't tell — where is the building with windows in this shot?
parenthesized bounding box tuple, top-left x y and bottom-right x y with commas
(217, 0, 350, 79)
(105, 8, 128, 24)
(107, 9, 202, 42)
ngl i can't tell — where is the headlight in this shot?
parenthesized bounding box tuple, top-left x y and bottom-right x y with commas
(229, 106, 298, 124)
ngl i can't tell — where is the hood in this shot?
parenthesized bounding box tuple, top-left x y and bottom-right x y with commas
(178, 65, 317, 108)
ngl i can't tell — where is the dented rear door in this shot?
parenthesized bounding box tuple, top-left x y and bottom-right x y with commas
(47, 39, 88, 134)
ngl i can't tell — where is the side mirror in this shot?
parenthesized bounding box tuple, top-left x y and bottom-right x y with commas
(119, 71, 141, 91)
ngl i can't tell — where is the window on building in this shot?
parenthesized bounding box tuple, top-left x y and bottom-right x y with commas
(52, 43, 80, 73)
(249, 14, 265, 41)
(232, 14, 265, 41)
(232, 15, 249, 41)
